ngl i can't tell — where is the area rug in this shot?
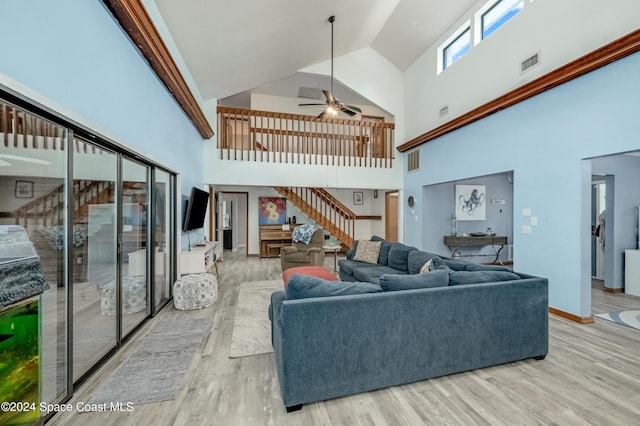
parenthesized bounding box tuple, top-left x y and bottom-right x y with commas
(87, 318, 211, 408)
(595, 310, 640, 330)
(229, 280, 282, 358)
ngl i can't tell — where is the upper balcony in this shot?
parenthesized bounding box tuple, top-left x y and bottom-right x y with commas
(217, 106, 395, 168)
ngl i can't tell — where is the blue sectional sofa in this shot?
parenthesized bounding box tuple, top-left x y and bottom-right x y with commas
(269, 237, 548, 412)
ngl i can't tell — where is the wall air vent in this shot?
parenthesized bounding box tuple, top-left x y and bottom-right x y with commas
(297, 87, 323, 100)
(521, 52, 540, 73)
(407, 149, 420, 172)
(439, 106, 449, 117)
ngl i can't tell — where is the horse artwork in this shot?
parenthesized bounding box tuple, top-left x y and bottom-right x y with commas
(455, 185, 486, 221)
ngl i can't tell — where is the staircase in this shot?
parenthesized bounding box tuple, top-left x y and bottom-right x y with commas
(273, 186, 356, 248)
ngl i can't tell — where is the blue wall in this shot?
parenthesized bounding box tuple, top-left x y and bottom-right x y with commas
(0, 0, 205, 195)
(404, 52, 640, 318)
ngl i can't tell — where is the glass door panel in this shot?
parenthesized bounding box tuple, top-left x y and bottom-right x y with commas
(121, 158, 150, 336)
(153, 169, 173, 313)
(73, 138, 117, 381)
(0, 101, 69, 404)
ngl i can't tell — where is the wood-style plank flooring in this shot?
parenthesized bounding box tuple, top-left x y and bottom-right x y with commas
(51, 253, 640, 425)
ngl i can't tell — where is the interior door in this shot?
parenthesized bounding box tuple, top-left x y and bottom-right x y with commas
(385, 191, 399, 241)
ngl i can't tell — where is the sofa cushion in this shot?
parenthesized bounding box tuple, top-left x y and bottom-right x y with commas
(379, 270, 449, 291)
(285, 274, 382, 299)
(353, 265, 406, 284)
(407, 250, 442, 274)
(338, 259, 379, 276)
(448, 270, 522, 286)
(370, 235, 393, 266)
(353, 240, 382, 264)
(387, 243, 416, 273)
(433, 257, 514, 272)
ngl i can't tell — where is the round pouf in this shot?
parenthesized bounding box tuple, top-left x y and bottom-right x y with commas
(173, 273, 218, 311)
(100, 276, 147, 316)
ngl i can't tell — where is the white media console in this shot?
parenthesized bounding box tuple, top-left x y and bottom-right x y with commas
(179, 241, 218, 276)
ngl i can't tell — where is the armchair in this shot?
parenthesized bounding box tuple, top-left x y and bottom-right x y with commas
(280, 228, 325, 271)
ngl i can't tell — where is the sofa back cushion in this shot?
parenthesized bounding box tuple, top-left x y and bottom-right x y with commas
(433, 257, 514, 272)
(407, 250, 442, 275)
(379, 270, 449, 291)
(370, 235, 393, 265)
(387, 243, 415, 273)
(285, 274, 382, 299)
(448, 270, 521, 286)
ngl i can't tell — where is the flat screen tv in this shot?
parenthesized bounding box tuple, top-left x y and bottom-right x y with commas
(182, 187, 209, 232)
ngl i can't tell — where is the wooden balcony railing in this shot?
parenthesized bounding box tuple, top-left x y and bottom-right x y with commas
(217, 106, 395, 168)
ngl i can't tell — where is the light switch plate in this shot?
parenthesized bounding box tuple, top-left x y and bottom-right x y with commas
(522, 225, 531, 234)
(522, 208, 531, 217)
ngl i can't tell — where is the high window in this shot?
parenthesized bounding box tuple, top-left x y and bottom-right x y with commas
(438, 22, 471, 73)
(481, 0, 524, 39)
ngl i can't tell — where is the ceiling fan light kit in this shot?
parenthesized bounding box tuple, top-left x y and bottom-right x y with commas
(299, 15, 362, 119)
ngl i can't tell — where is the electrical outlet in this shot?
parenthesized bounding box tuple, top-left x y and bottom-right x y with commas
(530, 217, 538, 226)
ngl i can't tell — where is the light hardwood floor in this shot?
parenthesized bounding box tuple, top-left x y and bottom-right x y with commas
(51, 253, 640, 425)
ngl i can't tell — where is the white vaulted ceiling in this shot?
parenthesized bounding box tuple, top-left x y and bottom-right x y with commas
(152, 0, 479, 101)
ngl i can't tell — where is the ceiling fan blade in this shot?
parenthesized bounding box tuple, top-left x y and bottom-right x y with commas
(299, 103, 325, 106)
(317, 111, 326, 119)
(341, 104, 362, 113)
(323, 90, 335, 104)
(339, 107, 357, 117)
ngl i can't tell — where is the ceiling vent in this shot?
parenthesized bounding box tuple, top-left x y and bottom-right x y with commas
(297, 87, 323, 100)
(407, 149, 420, 172)
(521, 52, 540, 73)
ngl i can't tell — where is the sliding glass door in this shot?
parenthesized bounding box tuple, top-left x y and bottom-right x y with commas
(73, 138, 118, 382)
(121, 157, 150, 337)
(0, 94, 177, 416)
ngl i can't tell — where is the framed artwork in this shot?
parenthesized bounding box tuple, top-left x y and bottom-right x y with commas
(353, 191, 363, 205)
(455, 184, 486, 221)
(15, 180, 34, 199)
(258, 197, 287, 224)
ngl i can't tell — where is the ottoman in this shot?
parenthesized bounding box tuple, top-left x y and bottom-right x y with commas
(282, 266, 338, 287)
(173, 273, 218, 310)
(101, 276, 147, 316)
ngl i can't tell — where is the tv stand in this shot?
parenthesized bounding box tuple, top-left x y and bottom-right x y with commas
(179, 241, 218, 276)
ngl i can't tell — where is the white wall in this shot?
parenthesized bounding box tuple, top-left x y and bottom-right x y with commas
(404, 0, 640, 142)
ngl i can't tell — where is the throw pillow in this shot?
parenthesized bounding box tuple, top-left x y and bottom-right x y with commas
(370, 235, 392, 265)
(353, 240, 382, 264)
(387, 244, 416, 273)
(419, 259, 432, 274)
(285, 274, 382, 299)
(379, 270, 449, 291)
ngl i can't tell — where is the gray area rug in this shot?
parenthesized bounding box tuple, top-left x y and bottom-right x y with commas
(229, 280, 282, 358)
(87, 318, 211, 408)
(595, 310, 640, 330)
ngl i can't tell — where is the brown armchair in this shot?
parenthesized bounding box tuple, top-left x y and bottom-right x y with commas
(280, 228, 325, 271)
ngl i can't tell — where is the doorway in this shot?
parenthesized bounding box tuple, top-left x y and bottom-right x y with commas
(385, 191, 399, 241)
(219, 192, 248, 255)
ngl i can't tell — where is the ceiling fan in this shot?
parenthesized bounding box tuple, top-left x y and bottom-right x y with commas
(299, 15, 362, 119)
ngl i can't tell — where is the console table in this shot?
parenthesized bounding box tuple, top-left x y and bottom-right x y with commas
(444, 235, 508, 265)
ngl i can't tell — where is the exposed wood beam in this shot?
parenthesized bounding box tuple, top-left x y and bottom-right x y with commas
(398, 29, 640, 152)
(103, 0, 214, 139)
